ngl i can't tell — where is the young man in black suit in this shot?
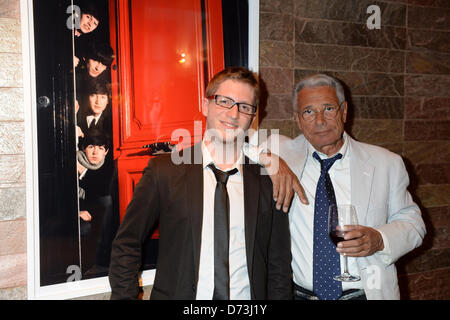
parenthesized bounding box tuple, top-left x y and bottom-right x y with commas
(109, 67, 293, 300)
(76, 78, 112, 139)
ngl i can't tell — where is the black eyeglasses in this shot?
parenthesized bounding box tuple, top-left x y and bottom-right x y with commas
(208, 95, 257, 116)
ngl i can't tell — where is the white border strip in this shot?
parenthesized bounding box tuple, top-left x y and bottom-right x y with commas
(23, 0, 260, 300)
(22, 0, 39, 300)
(248, 0, 259, 74)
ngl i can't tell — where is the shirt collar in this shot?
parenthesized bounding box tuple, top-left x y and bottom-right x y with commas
(201, 140, 243, 174)
(306, 131, 350, 161)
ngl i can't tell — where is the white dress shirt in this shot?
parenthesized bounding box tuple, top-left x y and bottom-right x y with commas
(86, 113, 102, 128)
(195, 141, 251, 300)
(290, 133, 363, 291)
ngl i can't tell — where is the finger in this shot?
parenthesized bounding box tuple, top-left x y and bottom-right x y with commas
(276, 176, 286, 210)
(337, 244, 365, 257)
(272, 176, 280, 202)
(337, 238, 364, 250)
(342, 225, 360, 232)
(343, 230, 363, 241)
(293, 179, 308, 205)
(282, 183, 294, 212)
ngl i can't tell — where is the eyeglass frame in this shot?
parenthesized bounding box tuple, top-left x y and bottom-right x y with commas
(207, 94, 257, 116)
(295, 101, 345, 122)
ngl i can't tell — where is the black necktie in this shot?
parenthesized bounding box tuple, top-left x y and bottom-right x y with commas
(208, 163, 238, 300)
(312, 152, 343, 300)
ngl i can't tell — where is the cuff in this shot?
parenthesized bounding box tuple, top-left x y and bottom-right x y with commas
(375, 228, 393, 266)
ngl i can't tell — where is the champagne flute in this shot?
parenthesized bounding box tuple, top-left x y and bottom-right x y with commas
(328, 204, 361, 282)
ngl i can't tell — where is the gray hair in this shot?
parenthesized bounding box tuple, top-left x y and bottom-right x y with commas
(293, 74, 346, 111)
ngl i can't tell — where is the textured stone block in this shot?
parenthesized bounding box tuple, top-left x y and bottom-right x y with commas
(260, 0, 294, 14)
(294, 0, 406, 27)
(0, 154, 25, 187)
(416, 163, 450, 185)
(403, 141, 450, 165)
(0, 121, 24, 154)
(259, 40, 294, 68)
(408, 0, 450, 8)
(0, 187, 26, 221)
(408, 29, 450, 54)
(261, 93, 294, 120)
(0, 253, 26, 289)
(424, 205, 450, 228)
(0, 219, 26, 256)
(258, 119, 297, 138)
(351, 97, 404, 119)
(405, 97, 450, 119)
(295, 19, 407, 50)
(259, 13, 294, 41)
(0, 0, 20, 19)
(0, 88, 24, 121)
(0, 18, 21, 53)
(398, 248, 450, 274)
(0, 286, 26, 299)
(404, 120, 450, 141)
(0, 53, 22, 87)
(404, 74, 450, 97)
(398, 267, 450, 300)
(259, 67, 294, 95)
(416, 184, 450, 207)
(347, 119, 403, 144)
(294, 43, 404, 73)
(408, 5, 450, 30)
(406, 50, 450, 75)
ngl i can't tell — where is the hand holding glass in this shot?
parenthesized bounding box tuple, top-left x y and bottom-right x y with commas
(328, 204, 361, 282)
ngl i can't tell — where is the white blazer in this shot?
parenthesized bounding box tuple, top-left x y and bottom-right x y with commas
(265, 133, 426, 300)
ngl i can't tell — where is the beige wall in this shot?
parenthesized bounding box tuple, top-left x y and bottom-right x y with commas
(0, 0, 27, 299)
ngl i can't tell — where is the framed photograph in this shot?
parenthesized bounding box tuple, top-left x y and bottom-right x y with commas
(24, 0, 260, 299)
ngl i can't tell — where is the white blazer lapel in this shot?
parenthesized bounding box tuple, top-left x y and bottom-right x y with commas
(349, 137, 375, 226)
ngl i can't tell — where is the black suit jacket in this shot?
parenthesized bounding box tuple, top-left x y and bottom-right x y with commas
(109, 145, 292, 300)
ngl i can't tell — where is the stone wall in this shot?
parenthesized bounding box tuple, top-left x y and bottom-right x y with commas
(0, 0, 27, 299)
(259, 0, 450, 299)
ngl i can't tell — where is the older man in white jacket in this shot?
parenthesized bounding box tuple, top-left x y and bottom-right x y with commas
(261, 73, 425, 300)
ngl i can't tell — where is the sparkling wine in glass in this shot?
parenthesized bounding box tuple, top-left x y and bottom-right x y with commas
(328, 204, 361, 282)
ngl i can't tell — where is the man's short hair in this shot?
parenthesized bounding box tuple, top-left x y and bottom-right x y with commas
(80, 2, 101, 21)
(86, 78, 111, 97)
(86, 42, 115, 67)
(206, 67, 260, 107)
(293, 74, 345, 111)
(79, 129, 110, 151)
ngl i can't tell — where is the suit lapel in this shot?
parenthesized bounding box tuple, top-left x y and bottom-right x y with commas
(182, 144, 204, 281)
(242, 159, 259, 288)
(349, 138, 374, 226)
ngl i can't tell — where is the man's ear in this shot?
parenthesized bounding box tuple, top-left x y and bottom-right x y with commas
(294, 111, 302, 131)
(201, 97, 209, 117)
(341, 101, 348, 123)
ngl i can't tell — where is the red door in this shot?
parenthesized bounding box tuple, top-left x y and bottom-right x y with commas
(109, 0, 224, 237)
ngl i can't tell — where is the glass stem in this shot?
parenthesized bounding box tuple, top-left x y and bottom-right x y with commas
(343, 255, 349, 274)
